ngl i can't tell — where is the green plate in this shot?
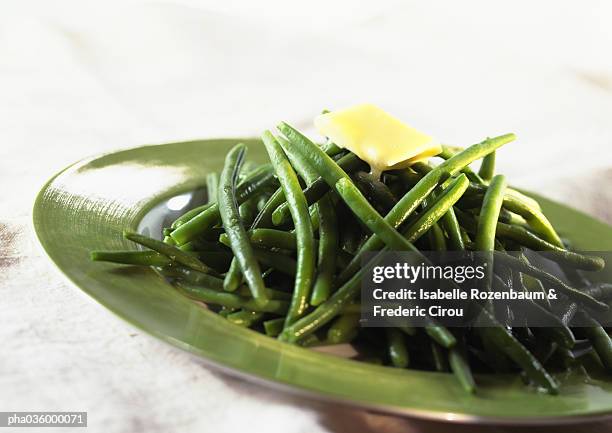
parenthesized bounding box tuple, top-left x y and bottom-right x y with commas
(33, 139, 612, 425)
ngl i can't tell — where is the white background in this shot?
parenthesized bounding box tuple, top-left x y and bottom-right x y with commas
(1, 1, 611, 432)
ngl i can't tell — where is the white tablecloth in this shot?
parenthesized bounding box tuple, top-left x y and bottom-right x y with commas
(1, 1, 611, 432)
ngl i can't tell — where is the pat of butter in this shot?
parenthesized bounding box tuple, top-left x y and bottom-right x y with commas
(314, 104, 441, 176)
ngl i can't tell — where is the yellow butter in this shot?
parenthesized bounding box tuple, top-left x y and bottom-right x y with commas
(314, 104, 441, 176)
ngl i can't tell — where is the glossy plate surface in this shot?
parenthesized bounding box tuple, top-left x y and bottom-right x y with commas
(33, 139, 612, 424)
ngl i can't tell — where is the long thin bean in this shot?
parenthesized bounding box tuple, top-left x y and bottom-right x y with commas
(277, 136, 338, 307)
(262, 131, 315, 326)
(217, 144, 268, 306)
(176, 282, 287, 314)
(478, 151, 496, 181)
(90, 250, 171, 267)
(385, 328, 410, 368)
(123, 231, 215, 274)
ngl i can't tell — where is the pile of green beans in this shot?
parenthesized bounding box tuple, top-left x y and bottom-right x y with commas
(91, 120, 610, 396)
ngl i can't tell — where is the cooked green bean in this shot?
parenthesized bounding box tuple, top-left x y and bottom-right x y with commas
(440, 207, 465, 250)
(217, 144, 268, 306)
(449, 348, 476, 394)
(176, 282, 287, 314)
(580, 314, 612, 370)
(475, 174, 506, 302)
(123, 230, 215, 274)
(428, 222, 447, 251)
(327, 313, 360, 344)
(437, 145, 485, 184)
(478, 151, 496, 181)
(206, 172, 219, 204)
(276, 135, 338, 307)
(309, 194, 338, 306)
(264, 317, 285, 337)
(385, 328, 410, 368)
(475, 175, 507, 252)
(226, 310, 265, 327)
(262, 131, 315, 326)
(159, 266, 224, 290)
(90, 250, 171, 267)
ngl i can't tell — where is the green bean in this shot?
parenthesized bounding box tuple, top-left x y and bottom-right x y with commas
(478, 151, 496, 181)
(424, 326, 457, 349)
(276, 135, 339, 307)
(217, 306, 237, 317)
(385, 328, 410, 368)
(239, 196, 258, 226)
(170, 163, 276, 245)
(298, 334, 323, 348)
(226, 310, 264, 327)
(235, 285, 291, 301)
(309, 194, 338, 306)
(171, 203, 214, 229)
(159, 266, 224, 290)
(502, 193, 563, 248)
(271, 152, 367, 225)
(331, 134, 515, 283)
(438, 145, 485, 184)
(217, 144, 268, 306)
(477, 311, 558, 394)
(223, 259, 243, 292)
(176, 282, 287, 314)
(123, 231, 216, 274)
(449, 348, 476, 394)
(223, 186, 288, 290)
(327, 313, 360, 344)
(264, 317, 285, 337)
(580, 314, 612, 370)
(428, 222, 447, 251)
(493, 252, 608, 311)
(262, 131, 315, 326)
(440, 207, 465, 250)
(475, 175, 506, 302)
(321, 141, 343, 156)
(338, 174, 469, 285)
(475, 175, 507, 252)
(206, 172, 219, 204)
(90, 250, 171, 267)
